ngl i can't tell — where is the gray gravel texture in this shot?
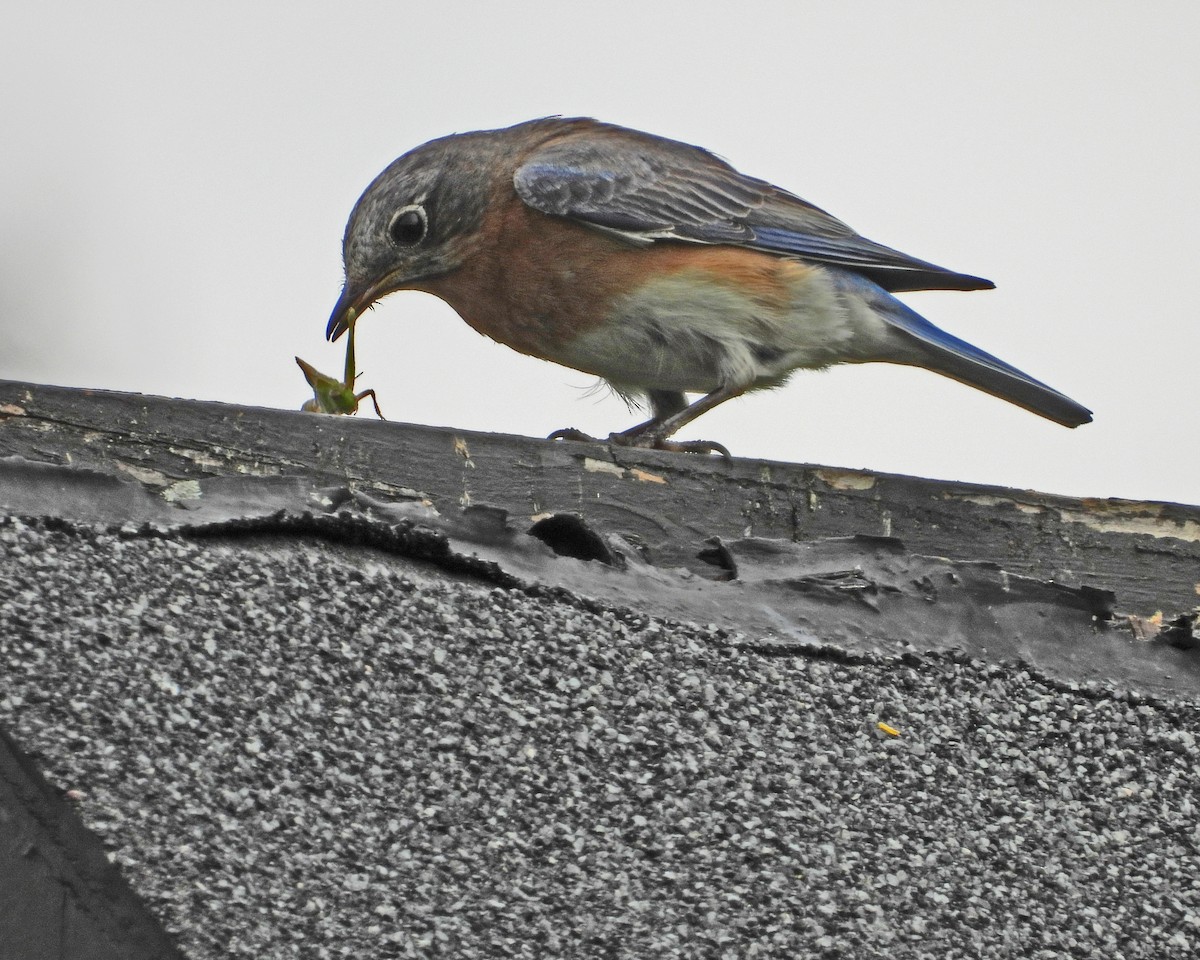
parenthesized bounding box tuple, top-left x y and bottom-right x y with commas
(2, 515, 1200, 959)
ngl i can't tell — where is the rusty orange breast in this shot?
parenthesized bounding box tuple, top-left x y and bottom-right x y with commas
(418, 190, 794, 364)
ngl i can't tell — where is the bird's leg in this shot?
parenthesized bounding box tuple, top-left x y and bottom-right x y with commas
(548, 389, 686, 444)
(551, 387, 741, 459)
(610, 385, 745, 459)
(613, 390, 688, 439)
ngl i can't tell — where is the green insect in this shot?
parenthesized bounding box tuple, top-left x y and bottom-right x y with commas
(296, 315, 384, 419)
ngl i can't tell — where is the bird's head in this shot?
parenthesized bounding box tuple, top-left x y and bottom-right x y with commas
(326, 131, 502, 341)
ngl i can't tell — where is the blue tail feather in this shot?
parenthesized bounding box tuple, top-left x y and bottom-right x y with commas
(836, 271, 1092, 428)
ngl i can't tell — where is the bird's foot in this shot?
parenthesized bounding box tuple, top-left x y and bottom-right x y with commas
(547, 427, 601, 443)
(549, 426, 731, 460)
(609, 432, 732, 460)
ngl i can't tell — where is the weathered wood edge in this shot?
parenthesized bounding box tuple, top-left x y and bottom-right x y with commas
(2, 378, 1197, 614)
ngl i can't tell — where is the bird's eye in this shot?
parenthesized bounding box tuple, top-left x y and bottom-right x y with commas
(387, 205, 427, 246)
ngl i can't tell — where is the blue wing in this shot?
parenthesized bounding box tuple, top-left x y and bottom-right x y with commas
(514, 120, 993, 293)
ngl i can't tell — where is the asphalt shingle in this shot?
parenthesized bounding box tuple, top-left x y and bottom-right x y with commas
(3, 516, 1199, 958)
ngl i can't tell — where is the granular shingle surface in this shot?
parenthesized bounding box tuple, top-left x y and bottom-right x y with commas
(2, 516, 1200, 958)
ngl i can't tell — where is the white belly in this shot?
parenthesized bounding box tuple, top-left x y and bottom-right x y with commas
(550, 262, 895, 395)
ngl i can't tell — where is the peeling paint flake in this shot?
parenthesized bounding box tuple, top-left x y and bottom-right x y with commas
(115, 461, 172, 487)
(814, 469, 877, 491)
(454, 436, 475, 469)
(629, 468, 667, 485)
(580, 458, 667, 487)
(950, 494, 1045, 516)
(162, 480, 202, 503)
(1061, 510, 1200, 542)
(950, 492, 1200, 543)
(583, 458, 625, 478)
(581, 458, 667, 485)
(168, 446, 231, 471)
(163, 446, 280, 477)
(1064, 500, 1200, 543)
(234, 462, 282, 477)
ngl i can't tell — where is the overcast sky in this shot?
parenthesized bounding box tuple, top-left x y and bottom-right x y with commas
(4, 2, 1197, 506)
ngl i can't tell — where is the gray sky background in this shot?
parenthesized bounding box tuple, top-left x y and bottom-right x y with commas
(4, 2, 1197, 505)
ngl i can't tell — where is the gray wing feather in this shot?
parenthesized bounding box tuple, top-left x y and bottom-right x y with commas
(513, 127, 992, 292)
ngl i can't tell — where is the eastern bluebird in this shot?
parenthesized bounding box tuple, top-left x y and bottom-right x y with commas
(327, 117, 1091, 455)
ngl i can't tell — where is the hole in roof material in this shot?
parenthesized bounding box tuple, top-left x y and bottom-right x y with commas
(697, 537, 737, 580)
(528, 513, 619, 567)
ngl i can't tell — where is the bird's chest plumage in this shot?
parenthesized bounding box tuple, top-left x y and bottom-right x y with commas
(423, 202, 880, 394)
(421, 205, 633, 358)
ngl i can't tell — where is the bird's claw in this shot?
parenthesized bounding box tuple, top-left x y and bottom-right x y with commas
(609, 433, 732, 461)
(547, 427, 600, 443)
(550, 426, 731, 461)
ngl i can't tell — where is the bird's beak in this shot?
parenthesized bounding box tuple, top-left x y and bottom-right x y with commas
(326, 271, 413, 341)
(328, 264, 427, 340)
(326, 283, 364, 342)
